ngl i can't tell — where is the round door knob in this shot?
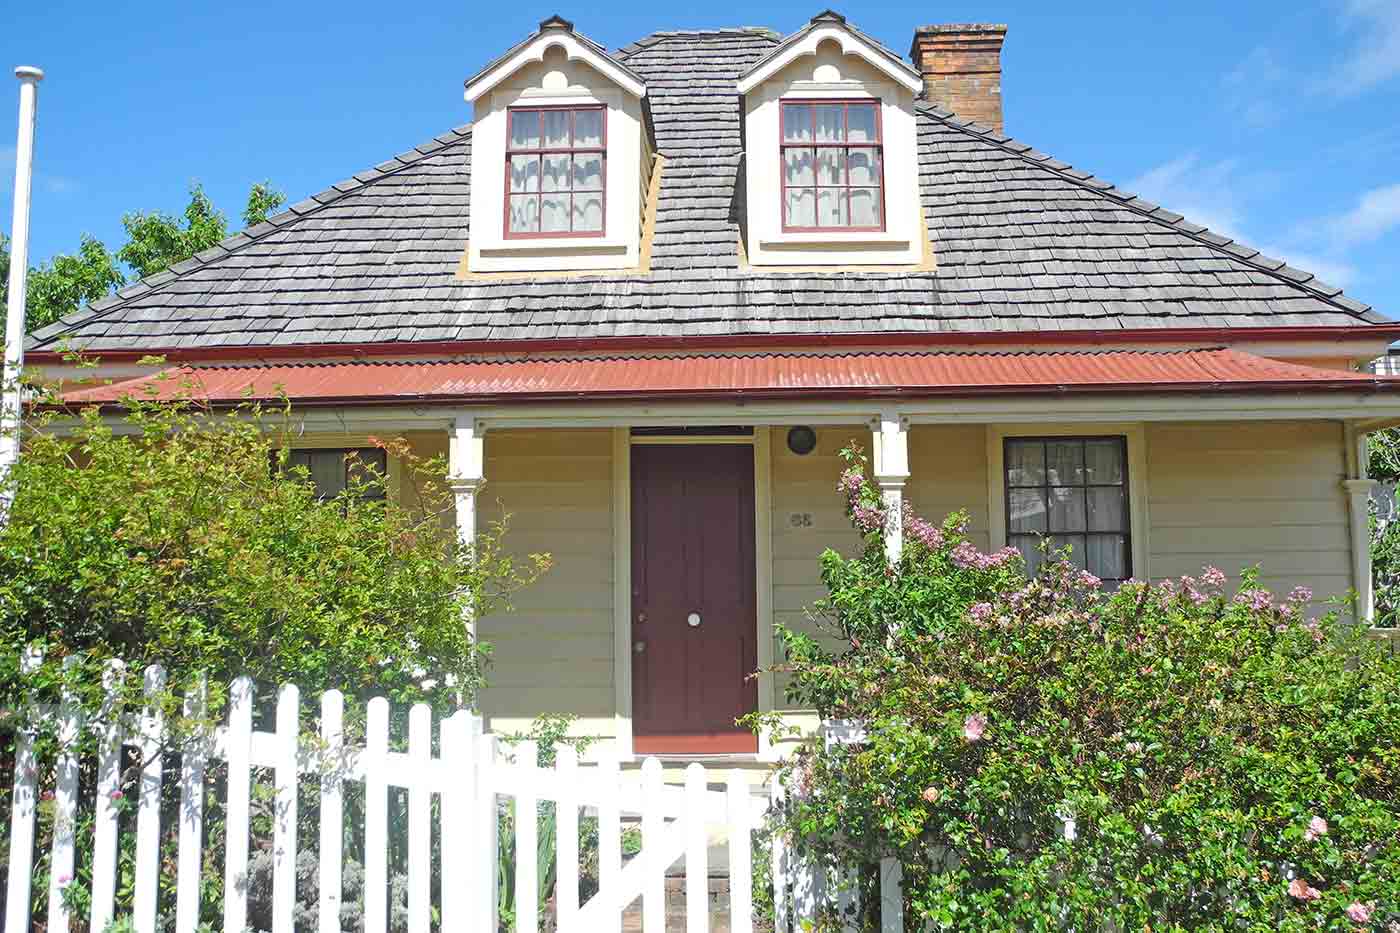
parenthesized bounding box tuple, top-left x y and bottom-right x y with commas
(634, 641, 646, 653)
(687, 612, 701, 627)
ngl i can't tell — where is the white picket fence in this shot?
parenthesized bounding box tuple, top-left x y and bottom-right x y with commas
(3, 658, 832, 933)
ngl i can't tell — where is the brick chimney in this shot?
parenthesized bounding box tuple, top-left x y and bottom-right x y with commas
(909, 24, 1008, 132)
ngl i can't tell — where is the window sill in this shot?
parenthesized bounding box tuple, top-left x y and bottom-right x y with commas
(759, 233, 910, 250)
(479, 239, 629, 257)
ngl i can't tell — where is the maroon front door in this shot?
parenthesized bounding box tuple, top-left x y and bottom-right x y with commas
(631, 444, 758, 754)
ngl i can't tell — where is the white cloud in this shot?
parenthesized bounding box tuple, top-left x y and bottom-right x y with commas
(1128, 154, 1361, 287)
(1322, 182, 1400, 245)
(0, 143, 79, 199)
(1326, 0, 1400, 95)
(1222, 47, 1288, 127)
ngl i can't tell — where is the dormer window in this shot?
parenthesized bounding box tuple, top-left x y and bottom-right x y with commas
(506, 105, 606, 237)
(780, 100, 883, 232)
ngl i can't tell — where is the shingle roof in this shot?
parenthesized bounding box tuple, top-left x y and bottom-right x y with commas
(28, 26, 1389, 354)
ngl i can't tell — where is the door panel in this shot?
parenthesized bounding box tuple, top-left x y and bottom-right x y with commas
(631, 444, 758, 754)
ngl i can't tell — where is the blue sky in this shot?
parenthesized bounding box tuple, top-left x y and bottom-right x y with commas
(3, 0, 1399, 316)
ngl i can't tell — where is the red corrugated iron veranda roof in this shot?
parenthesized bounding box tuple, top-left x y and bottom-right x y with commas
(54, 348, 1400, 408)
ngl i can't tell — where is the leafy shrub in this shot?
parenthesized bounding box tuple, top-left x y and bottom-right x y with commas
(764, 447, 1400, 930)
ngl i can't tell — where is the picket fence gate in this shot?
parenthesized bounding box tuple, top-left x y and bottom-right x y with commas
(2, 658, 914, 933)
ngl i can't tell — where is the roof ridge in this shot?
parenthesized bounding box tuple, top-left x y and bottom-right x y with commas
(615, 27, 781, 59)
(28, 123, 476, 348)
(913, 101, 1381, 323)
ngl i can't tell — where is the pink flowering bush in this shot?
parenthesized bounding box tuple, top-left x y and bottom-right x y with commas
(765, 447, 1400, 930)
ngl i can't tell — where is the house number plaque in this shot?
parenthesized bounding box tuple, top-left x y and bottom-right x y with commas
(788, 512, 814, 528)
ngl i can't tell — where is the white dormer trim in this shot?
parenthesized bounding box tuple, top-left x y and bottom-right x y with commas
(736, 21, 922, 96)
(465, 27, 646, 104)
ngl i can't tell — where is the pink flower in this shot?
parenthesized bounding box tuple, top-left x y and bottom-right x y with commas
(39, 790, 54, 802)
(1077, 570, 1102, 589)
(1235, 588, 1274, 613)
(56, 874, 72, 886)
(963, 713, 988, 742)
(950, 541, 1020, 571)
(109, 790, 125, 801)
(1346, 902, 1373, 923)
(1201, 566, 1227, 589)
(1289, 878, 1322, 901)
(1288, 585, 1313, 605)
(1303, 815, 1328, 842)
(968, 602, 994, 625)
(921, 786, 941, 803)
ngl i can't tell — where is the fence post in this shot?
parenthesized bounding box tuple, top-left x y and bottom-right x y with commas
(91, 659, 126, 932)
(642, 756, 665, 933)
(365, 696, 389, 933)
(175, 675, 210, 933)
(556, 743, 580, 929)
(224, 676, 254, 933)
(439, 710, 475, 933)
(878, 858, 904, 933)
(319, 689, 346, 933)
(271, 684, 300, 933)
(727, 772, 753, 933)
(46, 656, 81, 933)
(515, 739, 540, 933)
(407, 703, 432, 933)
(597, 749, 622, 930)
(3, 647, 41, 933)
(133, 664, 167, 933)
(477, 729, 500, 933)
(685, 763, 710, 933)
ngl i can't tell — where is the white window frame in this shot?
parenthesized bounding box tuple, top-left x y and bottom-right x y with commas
(986, 423, 1150, 581)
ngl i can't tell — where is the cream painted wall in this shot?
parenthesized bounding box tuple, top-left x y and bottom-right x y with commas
(768, 425, 866, 707)
(1145, 421, 1352, 607)
(742, 40, 922, 267)
(472, 428, 617, 736)
(468, 47, 644, 273)
(907, 425, 993, 552)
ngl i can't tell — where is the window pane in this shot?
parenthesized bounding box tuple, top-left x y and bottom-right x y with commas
(785, 188, 816, 227)
(847, 103, 878, 142)
(307, 450, 347, 498)
(574, 108, 603, 147)
(847, 148, 881, 187)
(573, 193, 604, 231)
(1047, 440, 1084, 486)
(1085, 440, 1125, 485)
(815, 147, 845, 186)
(1048, 486, 1086, 532)
(572, 153, 602, 190)
(1086, 535, 1127, 580)
(510, 155, 540, 193)
(817, 188, 848, 226)
(541, 194, 570, 232)
(1087, 486, 1126, 532)
(1011, 534, 1045, 578)
(1049, 535, 1089, 570)
(541, 154, 570, 192)
(814, 104, 844, 142)
(508, 194, 538, 233)
(784, 147, 815, 186)
(783, 104, 812, 142)
(1008, 488, 1047, 533)
(542, 109, 570, 147)
(1006, 440, 1045, 486)
(509, 111, 539, 149)
(849, 188, 881, 226)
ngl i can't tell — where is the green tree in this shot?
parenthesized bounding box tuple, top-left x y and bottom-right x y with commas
(758, 448, 1400, 930)
(24, 233, 125, 331)
(243, 179, 286, 227)
(116, 183, 230, 279)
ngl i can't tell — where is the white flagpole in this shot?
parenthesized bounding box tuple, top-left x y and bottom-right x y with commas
(1, 65, 44, 508)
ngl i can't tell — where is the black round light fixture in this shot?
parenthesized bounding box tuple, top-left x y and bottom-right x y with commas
(786, 425, 817, 456)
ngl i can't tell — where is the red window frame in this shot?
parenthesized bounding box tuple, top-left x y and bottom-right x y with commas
(779, 99, 886, 233)
(504, 104, 607, 239)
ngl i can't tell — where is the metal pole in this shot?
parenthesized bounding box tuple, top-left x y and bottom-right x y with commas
(1, 65, 44, 508)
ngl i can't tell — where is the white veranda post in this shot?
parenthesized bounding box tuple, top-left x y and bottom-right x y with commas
(448, 415, 486, 639)
(1, 67, 44, 511)
(872, 411, 910, 563)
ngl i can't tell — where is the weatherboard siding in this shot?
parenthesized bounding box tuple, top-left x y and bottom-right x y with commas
(474, 428, 618, 737)
(1145, 421, 1352, 607)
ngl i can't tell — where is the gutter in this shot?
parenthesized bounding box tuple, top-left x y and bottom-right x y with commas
(24, 324, 1400, 366)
